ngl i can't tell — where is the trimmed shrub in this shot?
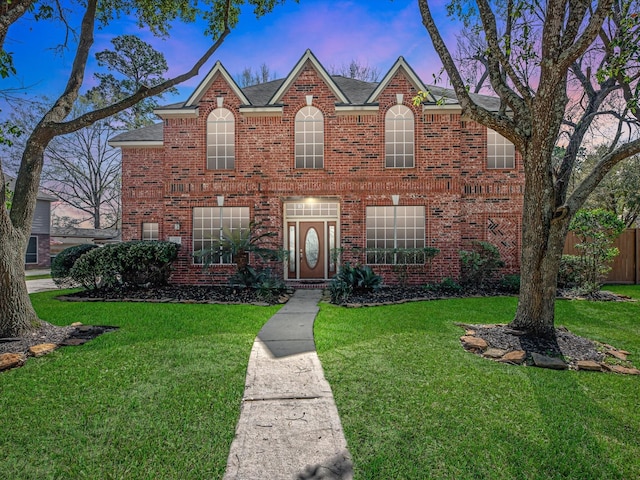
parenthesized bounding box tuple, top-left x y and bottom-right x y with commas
(51, 244, 98, 287)
(70, 241, 179, 290)
(68, 246, 109, 290)
(117, 241, 180, 286)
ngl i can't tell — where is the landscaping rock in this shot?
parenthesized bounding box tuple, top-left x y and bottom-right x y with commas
(607, 350, 628, 361)
(0, 353, 27, 371)
(605, 365, 640, 375)
(531, 352, 568, 370)
(483, 348, 507, 359)
(460, 335, 488, 352)
(498, 350, 527, 364)
(576, 360, 602, 372)
(28, 343, 57, 357)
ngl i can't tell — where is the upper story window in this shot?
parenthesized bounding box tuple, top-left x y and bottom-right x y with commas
(487, 129, 515, 169)
(295, 106, 324, 169)
(385, 105, 414, 168)
(207, 108, 235, 170)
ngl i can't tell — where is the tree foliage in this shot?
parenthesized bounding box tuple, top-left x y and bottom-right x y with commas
(417, 0, 640, 336)
(0, 0, 289, 338)
(574, 149, 640, 227)
(87, 35, 178, 129)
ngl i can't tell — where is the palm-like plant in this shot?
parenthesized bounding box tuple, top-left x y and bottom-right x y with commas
(194, 221, 283, 273)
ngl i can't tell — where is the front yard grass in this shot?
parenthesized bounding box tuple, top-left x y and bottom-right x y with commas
(315, 286, 640, 480)
(0, 290, 279, 479)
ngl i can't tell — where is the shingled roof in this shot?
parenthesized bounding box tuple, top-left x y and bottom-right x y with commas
(110, 52, 502, 145)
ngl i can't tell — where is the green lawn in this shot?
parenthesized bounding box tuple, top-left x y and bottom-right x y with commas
(24, 273, 52, 280)
(1, 290, 279, 479)
(315, 286, 640, 480)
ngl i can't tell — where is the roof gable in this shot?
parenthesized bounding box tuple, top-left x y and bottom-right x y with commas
(185, 61, 250, 107)
(366, 57, 434, 104)
(268, 49, 349, 105)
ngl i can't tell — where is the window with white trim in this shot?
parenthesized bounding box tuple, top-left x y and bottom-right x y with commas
(487, 129, 515, 169)
(295, 106, 324, 169)
(142, 222, 159, 241)
(366, 206, 425, 264)
(385, 105, 414, 168)
(25, 236, 38, 264)
(193, 206, 250, 264)
(207, 108, 235, 170)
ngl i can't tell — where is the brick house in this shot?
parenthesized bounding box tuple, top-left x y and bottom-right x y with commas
(110, 50, 524, 285)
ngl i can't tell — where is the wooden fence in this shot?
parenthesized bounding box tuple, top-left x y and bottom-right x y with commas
(564, 228, 640, 284)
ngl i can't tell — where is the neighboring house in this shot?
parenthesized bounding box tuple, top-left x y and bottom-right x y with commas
(4, 174, 57, 270)
(50, 226, 121, 256)
(110, 50, 524, 285)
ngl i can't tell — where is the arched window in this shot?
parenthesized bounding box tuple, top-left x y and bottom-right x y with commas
(385, 105, 414, 168)
(207, 108, 234, 170)
(295, 106, 324, 169)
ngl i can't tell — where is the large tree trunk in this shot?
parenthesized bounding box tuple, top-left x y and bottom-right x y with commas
(0, 225, 41, 338)
(1, 139, 51, 337)
(510, 146, 571, 338)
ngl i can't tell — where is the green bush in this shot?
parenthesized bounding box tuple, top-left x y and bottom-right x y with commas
(336, 263, 382, 291)
(558, 255, 583, 289)
(424, 277, 463, 295)
(51, 244, 98, 287)
(69, 241, 180, 290)
(328, 279, 353, 304)
(328, 263, 382, 304)
(68, 246, 109, 290)
(459, 241, 505, 288)
(499, 274, 520, 294)
(567, 209, 625, 293)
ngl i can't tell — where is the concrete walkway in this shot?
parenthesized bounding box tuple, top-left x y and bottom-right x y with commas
(224, 289, 353, 480)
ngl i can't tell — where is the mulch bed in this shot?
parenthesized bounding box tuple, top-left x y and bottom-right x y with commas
(342, 285, 632, 306)
(57, 284, 291, 305)
(0, 322, 118, 357)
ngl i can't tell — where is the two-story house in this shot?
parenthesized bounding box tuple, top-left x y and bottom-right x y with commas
(110, 50, 524, 285)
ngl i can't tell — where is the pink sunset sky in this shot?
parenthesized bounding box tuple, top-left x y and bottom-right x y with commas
(4, 0, 460, 227)
(4, 0, 458, 103)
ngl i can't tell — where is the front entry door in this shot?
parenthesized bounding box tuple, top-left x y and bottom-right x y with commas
(299, 222, 324, 279)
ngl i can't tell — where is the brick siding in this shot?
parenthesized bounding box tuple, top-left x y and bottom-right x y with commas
(121, 61, 524, 285)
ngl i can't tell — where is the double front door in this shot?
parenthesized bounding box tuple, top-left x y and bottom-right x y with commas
(287, 220, 337, 280)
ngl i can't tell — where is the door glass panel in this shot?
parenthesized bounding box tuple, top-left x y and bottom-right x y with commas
(289, 225, 296, 273)
(329, 225, 335, 271)
(305, 227, 319, 269)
